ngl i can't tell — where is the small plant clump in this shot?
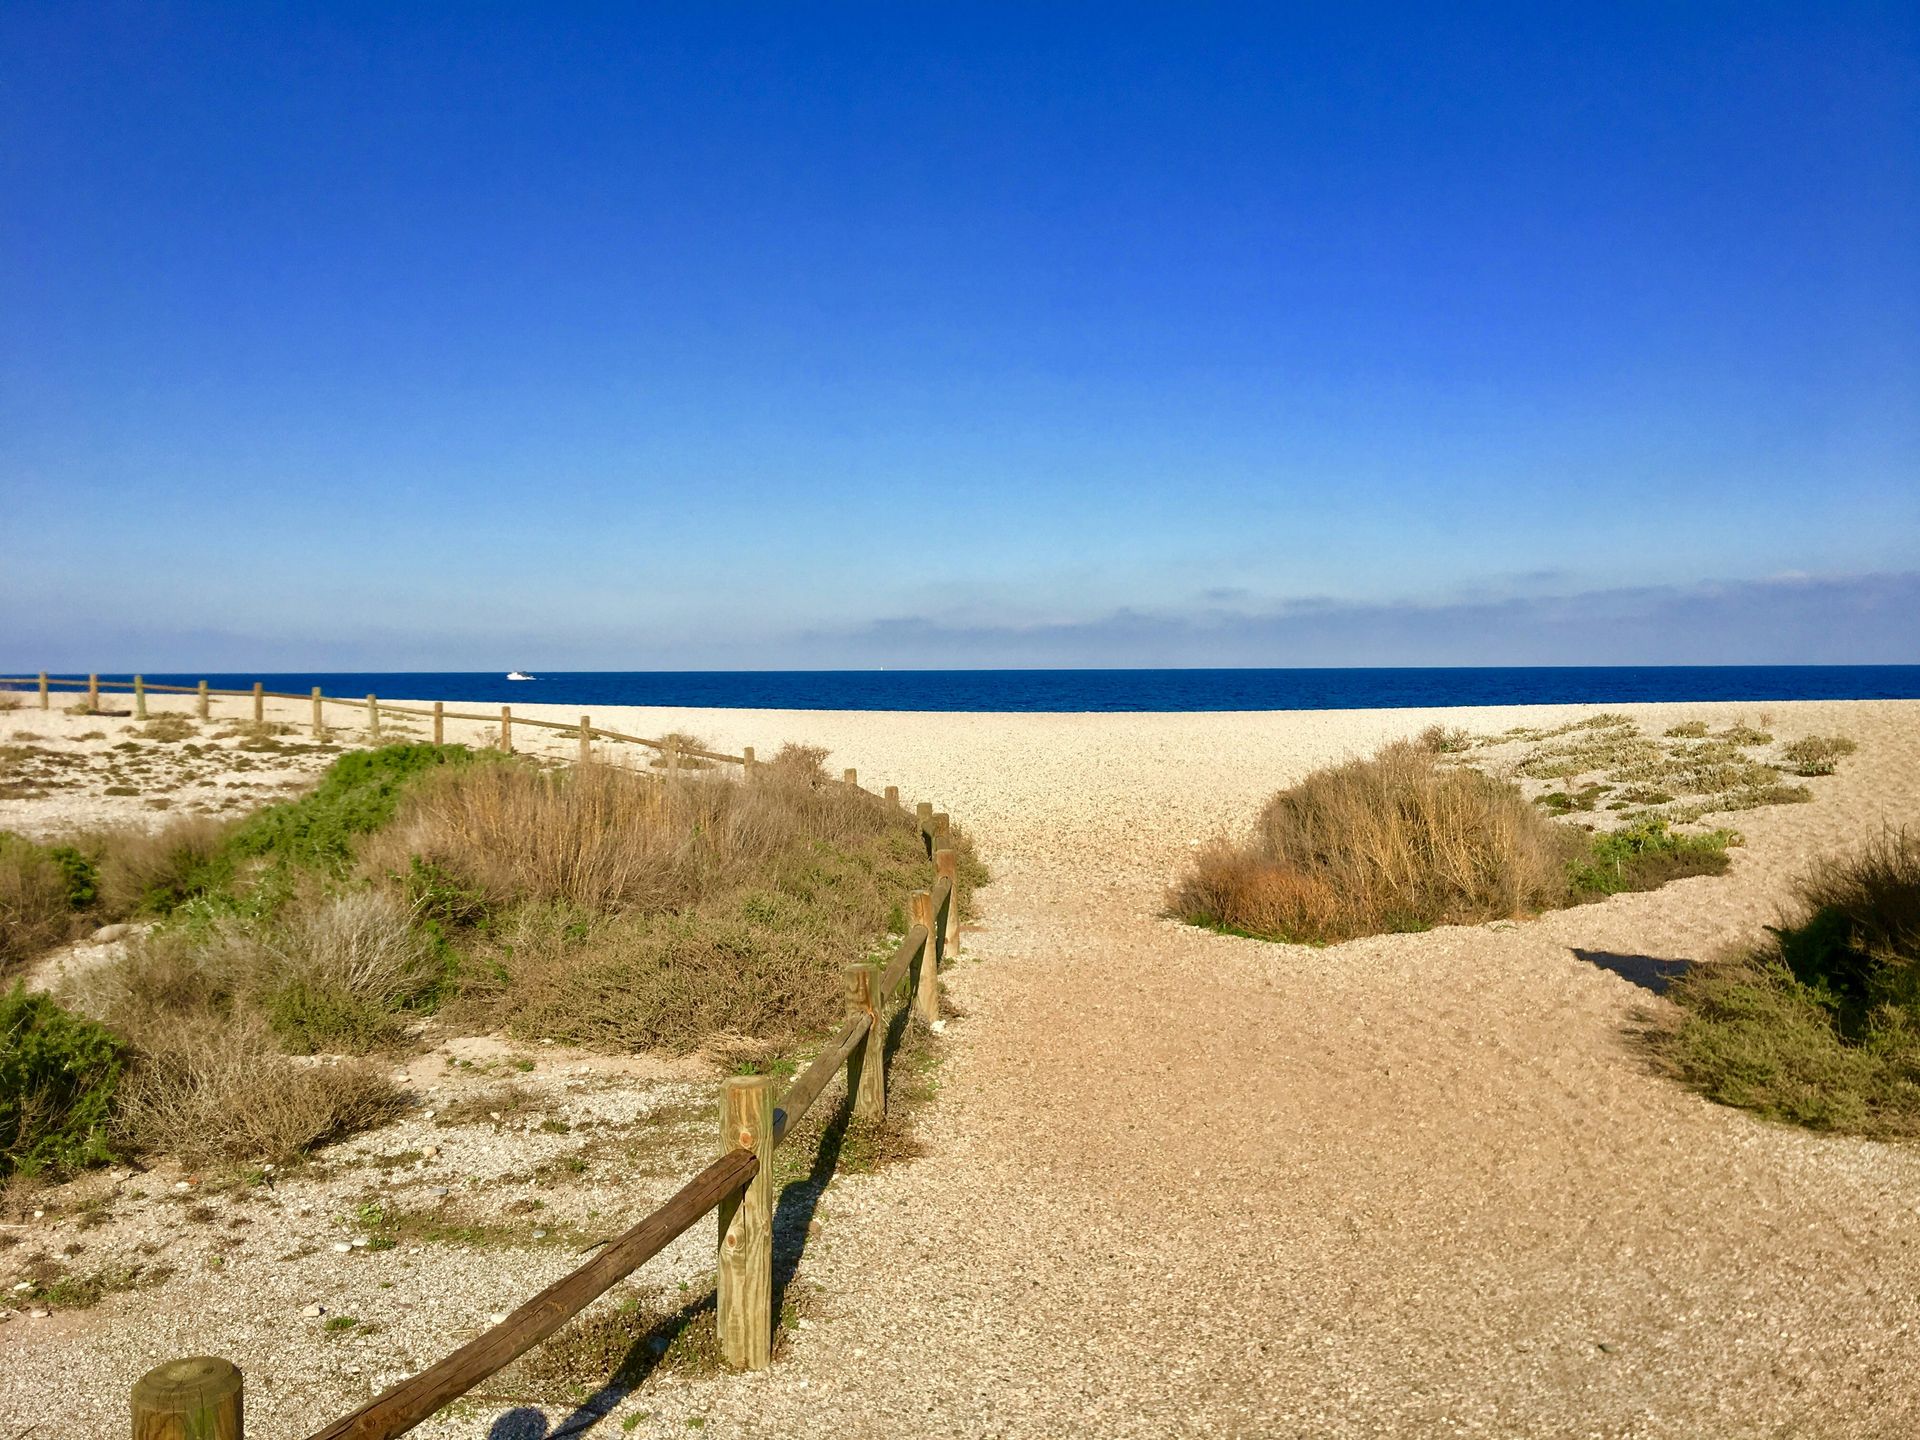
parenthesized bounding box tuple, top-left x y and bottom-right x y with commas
(1659, 831, 1920, 1138)
(1780, 735, 1859, 777)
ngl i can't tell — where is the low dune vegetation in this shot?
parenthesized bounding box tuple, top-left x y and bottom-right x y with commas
(1657, 831, 1920, 1138)
(0, 740, 979, 1180)
(1170, 739, 1734, 943)
(1172, 713, 1859, 946)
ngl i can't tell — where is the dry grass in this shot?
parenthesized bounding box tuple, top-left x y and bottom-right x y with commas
(68, 888, 435, 1054)
(87, 815, 234, 916)
(0, 834, 83, 974)
(371, 747, 960, 1053)
(113, 1019, 405, 1166)
(1172, 742, 1574, 941)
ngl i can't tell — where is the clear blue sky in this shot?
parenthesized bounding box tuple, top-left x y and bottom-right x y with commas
(3, 3, 1916, 668)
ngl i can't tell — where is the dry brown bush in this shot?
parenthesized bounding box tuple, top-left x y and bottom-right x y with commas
(1172, 741, 1574, 941)
(113, 1018, 404, 1166)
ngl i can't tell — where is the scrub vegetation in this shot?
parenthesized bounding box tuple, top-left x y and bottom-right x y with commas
(1, 741, 980, 1177)
(1657, 831, 1920, 1138)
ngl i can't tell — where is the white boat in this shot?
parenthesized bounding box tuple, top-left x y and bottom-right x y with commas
(506, 671, 535, 681)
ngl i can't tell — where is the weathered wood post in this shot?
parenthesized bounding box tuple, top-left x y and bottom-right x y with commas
(133, 675, 147, 720)
(915, 801, 934, 856)
(87, 673, 99, 712)
(311, 686, 324, 738)
(132, 1355, 243, 1439)
(911, 890, 937, 1023)
(37, 671, 48, 709)
(936, 847, 960, 956)
(196, 680, 209, 719)
(716, 1076, 775, 1371)
(883, 784, 899, 806)
(666, 738, 680, 779)
(248, 682, 262, 724)
(363, 695, 380, 741)
(932, 813, 950, 852)
(500, 706, 512, 753)
(845, 962, 884, 1122)
(843, 767, 857, 788)
(578, 715, 591, 765)
(741, 745, 754, 778)
(432, 700, 444, 745)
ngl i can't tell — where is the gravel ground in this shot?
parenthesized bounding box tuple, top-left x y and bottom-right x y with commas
(4, 695, 1918, 1437)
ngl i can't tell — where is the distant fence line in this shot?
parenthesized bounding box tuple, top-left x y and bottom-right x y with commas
(1, 671, 747, 769)
(2, 670, 962, 1439)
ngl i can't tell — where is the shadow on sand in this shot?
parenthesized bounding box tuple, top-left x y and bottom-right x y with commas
(1572, 947, 1693, 996)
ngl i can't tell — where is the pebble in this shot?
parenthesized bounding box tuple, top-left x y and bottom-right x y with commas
(302, 1304, 326, 1318)
(350, 1237, 370, 1248)
(487, 1312, 508, 1324)
(422, 1146, 440, 1159)
(91, 922, 132, 944)
(421, 1110, 437, 1121)
(331, 1242, 352, 1253)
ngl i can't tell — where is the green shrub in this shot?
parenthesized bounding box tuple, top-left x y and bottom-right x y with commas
(226, 743, 480, 875)
(1565, 819, 1735, 902)
(0, 985, 125, 1176)
(1660, 831, 1920, 1137)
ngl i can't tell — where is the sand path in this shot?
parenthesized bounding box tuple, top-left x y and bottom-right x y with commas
(612, 697, 1920, 1440)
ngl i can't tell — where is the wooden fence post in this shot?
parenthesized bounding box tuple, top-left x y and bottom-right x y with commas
(37, 672, 48, 709)
(87, 673, 99, 712)
(845, 962, 884, 1122)
(251, 682, 263, 724)
(132, 1355, 243, 1439)
(578, 715, 591, 765)
(932, 813, 950, 851)
(432, 700, 444, 745)
(884, 784, 899, 807)
(915, 802, 933, 855)
(741, 745, 755, 777)
(366, 695, 381, 741)
(500, 706, 512, 753)
(936, 847, 959, 956)
(311, 687, 324, 738)
(196, 680, 209, 719)
(667, 738, 680, 778)
(716, 1076, 775, 1371)
(911, 890, 937, 1023)
(133, 675, 147, 720)
(843, 768, 857, 788)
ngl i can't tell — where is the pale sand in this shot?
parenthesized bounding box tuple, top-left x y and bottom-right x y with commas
(3, 693, 1918, 1436)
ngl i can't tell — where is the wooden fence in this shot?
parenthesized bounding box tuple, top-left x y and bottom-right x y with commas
(1, 673, 752, 772)
(2, 672, 963, 1439)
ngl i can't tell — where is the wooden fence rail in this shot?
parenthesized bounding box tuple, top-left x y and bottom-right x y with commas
(32, 674, 969, 1439)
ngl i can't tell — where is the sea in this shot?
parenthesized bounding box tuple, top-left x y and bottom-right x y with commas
(16, 667, 1920, 712)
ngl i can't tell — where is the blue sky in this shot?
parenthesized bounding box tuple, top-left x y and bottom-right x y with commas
(3, 3, 1916, 668)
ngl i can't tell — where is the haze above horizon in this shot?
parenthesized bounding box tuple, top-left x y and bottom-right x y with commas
(3, 4, 1916, 669)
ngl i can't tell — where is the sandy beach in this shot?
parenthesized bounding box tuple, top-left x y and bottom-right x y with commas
(4, 692, 1919, 1437)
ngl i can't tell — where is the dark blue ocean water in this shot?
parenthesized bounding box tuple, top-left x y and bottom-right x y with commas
(18, 667, 1920, 712)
